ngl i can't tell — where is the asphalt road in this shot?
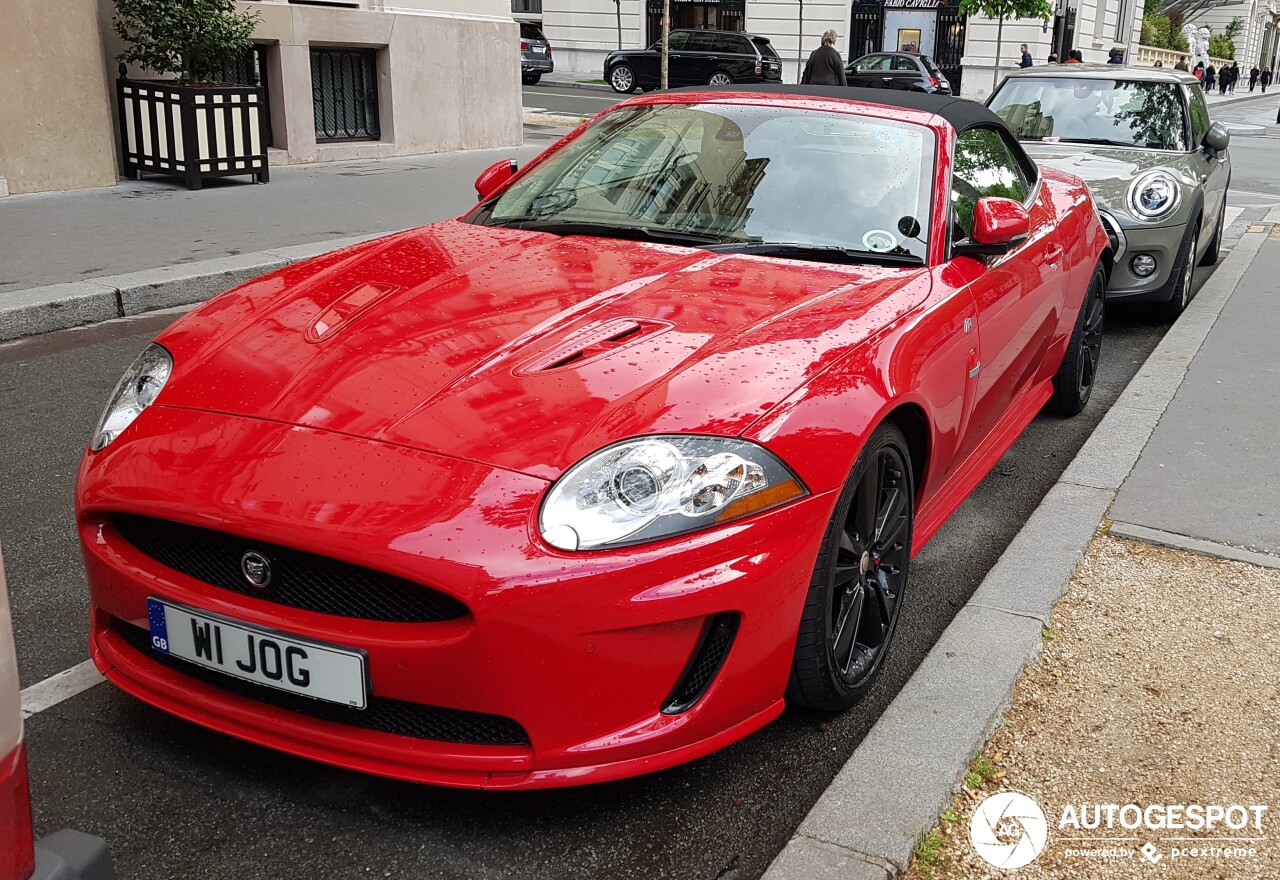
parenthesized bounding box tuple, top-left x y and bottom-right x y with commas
(6, 91, 1277, 879)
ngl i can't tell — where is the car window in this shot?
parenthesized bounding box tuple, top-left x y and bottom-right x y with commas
(710, 34, 750, 54)
(1187, 85, 1210, 145)
(988, 77, 1189, 151)
(753, 38, 780, 59)
(655, 32, 690, 51)
(856, 55, 891, 71)
(919, 55, 942, 75)
(477, 102, 937, 262)
(519, 23, 545, 42)
(892, 56, 918, 71)
(686, 32, 717, 52)
(950, 127, 1031, 240)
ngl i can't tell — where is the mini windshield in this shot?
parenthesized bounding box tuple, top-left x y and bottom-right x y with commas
(472, 103, 936, 263)
(989, 78, 1189, 151)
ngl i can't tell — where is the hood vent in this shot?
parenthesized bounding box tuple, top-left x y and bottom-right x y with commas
(519, 318, 671, 375)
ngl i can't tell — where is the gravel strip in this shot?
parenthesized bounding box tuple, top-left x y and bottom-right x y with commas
(903, 533, 1280, 879)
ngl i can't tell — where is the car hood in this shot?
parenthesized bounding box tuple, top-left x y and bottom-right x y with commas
(1019, 142, 1195, 218)
(155, 220, 929, 480)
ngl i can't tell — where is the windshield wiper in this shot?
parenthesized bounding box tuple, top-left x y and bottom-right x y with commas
(1053, 137, 1145, 148)
(706, 242, 924, 267)
(498, 219, 728, 247)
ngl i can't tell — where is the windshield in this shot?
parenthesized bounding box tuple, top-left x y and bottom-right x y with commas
(988, 78, 1189, 151)
(471, 103, 935, 262)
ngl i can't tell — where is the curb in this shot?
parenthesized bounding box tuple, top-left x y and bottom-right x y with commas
(0, 232, 396, 343)
(532, 78, 613, 93)
(761, 226, 1269, 880)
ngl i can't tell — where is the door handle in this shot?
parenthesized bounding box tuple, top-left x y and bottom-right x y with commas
(1044, 243, 1064, 263)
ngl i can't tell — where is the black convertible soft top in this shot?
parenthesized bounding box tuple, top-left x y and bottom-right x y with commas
(672, 84, 1010, 134)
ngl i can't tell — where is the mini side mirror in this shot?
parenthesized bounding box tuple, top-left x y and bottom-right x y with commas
(475, 159, 518, 201)
(1203, 121, 1231, 154)
(955, 197, 1030, 257)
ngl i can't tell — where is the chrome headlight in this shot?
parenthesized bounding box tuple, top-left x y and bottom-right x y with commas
(90, 344, 172, 451)
(539, 436, 807, 551)
(1127, 170, 1182, 221)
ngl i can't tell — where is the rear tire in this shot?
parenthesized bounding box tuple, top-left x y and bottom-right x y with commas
(608, 64, 637, 93)
(787, 424, 914, 712)
(1050, 264, 1106, 416)
(708, 71, 734, 86)
(522, 72, 542, 85)
(1199, 197, 1226, 266)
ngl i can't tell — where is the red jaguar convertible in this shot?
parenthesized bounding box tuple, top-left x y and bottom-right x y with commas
(78, 86, 1108, 789)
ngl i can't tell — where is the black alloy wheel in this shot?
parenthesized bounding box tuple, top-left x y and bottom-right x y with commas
(1158, 229, 1198, 322)
(1050, 264, 1106, 416)
(788, 423, 914, 711)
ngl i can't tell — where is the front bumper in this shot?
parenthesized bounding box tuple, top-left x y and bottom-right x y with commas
(1099, 216, 1187, 303)
(78, 407, 833, 788)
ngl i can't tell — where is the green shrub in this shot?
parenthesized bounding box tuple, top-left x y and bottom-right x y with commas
(113, 0, 260, 82)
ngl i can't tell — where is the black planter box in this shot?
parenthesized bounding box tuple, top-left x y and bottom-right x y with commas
(116, 77, 269, 189)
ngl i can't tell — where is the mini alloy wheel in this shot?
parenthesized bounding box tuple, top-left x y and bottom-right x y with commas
(1159, 230, 1197, 321)
(788, 424, 913, 711)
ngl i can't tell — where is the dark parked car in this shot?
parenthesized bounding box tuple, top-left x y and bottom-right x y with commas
(845, 52, 951, 94)
(605, 30, 783, 93)
(520, 20, 553, 85)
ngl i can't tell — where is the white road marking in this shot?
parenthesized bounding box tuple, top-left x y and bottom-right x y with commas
(20, 660, 104, 720)
(1225, 206, 1245, 229)
(523, 89, 617, 102)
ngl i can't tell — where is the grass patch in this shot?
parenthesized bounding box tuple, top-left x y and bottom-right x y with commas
(913, 830, 949, 878)
(964, 755, 998, 789)
(940, 806, 963, 824)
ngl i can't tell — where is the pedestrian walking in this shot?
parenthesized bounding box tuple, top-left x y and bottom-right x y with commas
(1175, 58, 1189, 71)
(1107, 46, 1124, 64)
(1220, 64, 1229, 95)
(1047, 52, 1059, 63)
(1194, 61, 1204, 80)
(1020, 43, 1033, 67)
(800, 29, 847, 86)
(1250, 65, 1260, 90)
(1065, 49, 1083, 64)
(1230, 62, 1239, 93)
(1206, 63, 1216, 90)
(1154, 60, 1164, 67)
(1263, 68, 1272, 92)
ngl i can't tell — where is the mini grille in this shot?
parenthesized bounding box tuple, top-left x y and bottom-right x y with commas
(111, 514, 468, 624)
(662, 612, 739, 714)
(112, 619, 530, 746)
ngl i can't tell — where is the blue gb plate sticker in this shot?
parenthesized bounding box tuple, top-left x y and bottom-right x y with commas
(146, 598, 171, 654)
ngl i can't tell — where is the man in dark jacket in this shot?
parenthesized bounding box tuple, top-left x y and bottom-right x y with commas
(1020, 44, 1033, 67)
(1250, 65, 1260, 91)
(801, 30, 847, 86)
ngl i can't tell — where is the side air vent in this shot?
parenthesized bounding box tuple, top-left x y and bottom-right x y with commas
(518, 318, 671, 375)
(662, 612, 740, 714)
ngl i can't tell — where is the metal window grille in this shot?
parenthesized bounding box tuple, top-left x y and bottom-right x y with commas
(311, 47, 381, 141)
(511, 0, 542, 13)
(933, 6, 966, 93)
(209, 46, 273, 148)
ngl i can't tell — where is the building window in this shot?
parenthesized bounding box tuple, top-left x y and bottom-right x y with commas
(512, 0, 542, 14)
(1114, 0, 1129, 42)
(646, 0, 745, 45)
(310, 48, 380, 141)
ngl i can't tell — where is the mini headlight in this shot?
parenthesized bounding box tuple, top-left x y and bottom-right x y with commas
(1127, 170, 1182, 221)
(90, 344, 172, 451)
(539, 436, 807, 551)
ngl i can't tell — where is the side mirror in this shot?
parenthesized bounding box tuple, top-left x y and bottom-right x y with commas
(475, 159, 518, 201)
(1203, 121, 1231, 153)
(955, 197, 1030, 256)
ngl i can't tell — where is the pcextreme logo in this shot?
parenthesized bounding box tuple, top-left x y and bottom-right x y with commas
(968, 792, 1270, 870)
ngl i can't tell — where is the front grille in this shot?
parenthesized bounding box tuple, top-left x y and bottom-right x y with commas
(111, 514, 468, 624)
(112, 619, 530, 746)
(662, 612, 739, 714)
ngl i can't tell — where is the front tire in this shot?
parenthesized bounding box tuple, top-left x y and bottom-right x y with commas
(608, 64, 637, 93)
(788, 424, 914, 711)
(1199, 197, 1227, 266)
(1050, 264, 1106, 416)
(1158, 228, 1198, 322)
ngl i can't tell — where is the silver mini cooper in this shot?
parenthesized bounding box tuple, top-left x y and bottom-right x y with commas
(988, 65, 1231, 319)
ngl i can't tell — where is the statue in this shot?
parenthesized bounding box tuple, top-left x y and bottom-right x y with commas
(1183, 23, 1211, 70)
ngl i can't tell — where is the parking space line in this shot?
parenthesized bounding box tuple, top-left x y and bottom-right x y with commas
(20, 659, 104, 720)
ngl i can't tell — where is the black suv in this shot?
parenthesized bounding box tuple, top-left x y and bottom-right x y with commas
(845, 52, 951, 94)
(604, 30, 783, 93)
(519, 20, 553, 85)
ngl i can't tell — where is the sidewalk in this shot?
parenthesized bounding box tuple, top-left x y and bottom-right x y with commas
(764, 220, 1278, 879)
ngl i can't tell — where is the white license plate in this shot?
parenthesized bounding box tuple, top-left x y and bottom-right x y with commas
(532, 46, 546, 53)
(146, 598, 368, 708)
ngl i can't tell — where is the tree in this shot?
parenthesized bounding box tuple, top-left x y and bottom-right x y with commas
(1208, 33, 1236, 59)
(114, 0, 260, 82)
(958, 0, 1054, 92)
